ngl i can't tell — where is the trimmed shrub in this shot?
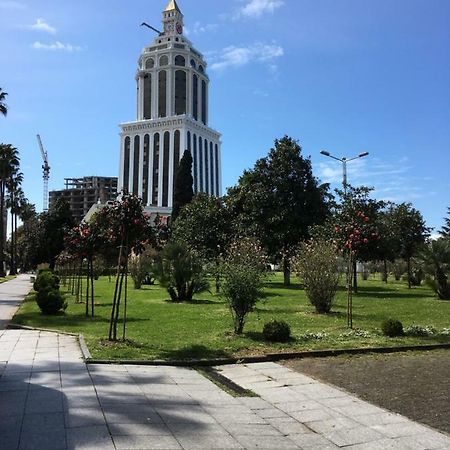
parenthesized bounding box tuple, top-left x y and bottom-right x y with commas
(293, 239, 340, 314)
(381, 318, 404, 337)
(263, 320, 291, 343)
(34, 270, 67, 315)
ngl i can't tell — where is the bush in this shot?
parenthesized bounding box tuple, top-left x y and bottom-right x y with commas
(404, 324, 436, 337)
(34, 270, 67, 315)
(293, 239, 340, 314)
(221, 237, 267, 334)
(263, 320, 291, 342)
(381, 318, 404, 337)
(154, 242, 209, 302)
(33, 270, 59, 293)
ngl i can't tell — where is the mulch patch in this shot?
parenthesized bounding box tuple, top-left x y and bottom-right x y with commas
(282, 349, 450, 435)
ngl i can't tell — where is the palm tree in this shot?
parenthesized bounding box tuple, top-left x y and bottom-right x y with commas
(0, 144, 20, 276)
(418, 238, 450, 300)
(0, 88, 7, 117)
(7, 173, 24, 275)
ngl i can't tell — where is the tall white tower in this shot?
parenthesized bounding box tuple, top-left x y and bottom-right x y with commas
(118, 0, 222, 216)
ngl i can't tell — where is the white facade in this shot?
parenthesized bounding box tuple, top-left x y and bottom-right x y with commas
(118, 0, 222, 215)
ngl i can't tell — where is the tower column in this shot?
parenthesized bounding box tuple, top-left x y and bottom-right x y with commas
(148, 133, 154, 205)
(138, 133, 145, 198)
(119, 135, 125, 192)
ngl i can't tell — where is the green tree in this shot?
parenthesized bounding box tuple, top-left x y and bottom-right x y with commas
(389, 203, 429, 288)
(171, 150, 194, 221)
(41, 198, 75, 270)
(0, 144, 20, 276)
(7, 171, 23, 275)
(0, 88, 7, 117)
(418, 238, 450, 300)
(172, 193, 233, 291)
(227, 136, 330, 285)
(440, 207, 450, 238)
(154, 242, 209, 303)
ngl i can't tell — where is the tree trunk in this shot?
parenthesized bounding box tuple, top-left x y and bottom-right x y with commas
(383, 259, 388, 283)
(0, 184, 6, 277)
(122, 262, 128, 341)
(283, 255, 290, 286)
(353, 259, 358, 293)
(407, 257, 412, 289)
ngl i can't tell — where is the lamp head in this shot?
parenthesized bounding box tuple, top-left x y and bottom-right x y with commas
(359, 152, 369, 158)
(320, 150, 330, 156)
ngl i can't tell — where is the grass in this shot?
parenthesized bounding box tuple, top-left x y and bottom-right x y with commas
(0, 275, 16, 284)
(11, 273, 450, 361)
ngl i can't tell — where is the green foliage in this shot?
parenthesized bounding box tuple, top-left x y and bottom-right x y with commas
(390, 260, 407, 281)
(404, 324, 436, 337)
(154, 242, 209, 302)
(0, 87, 7, 116)
(33, 270, 67, 315)
(172, 193, 232, 261)
(171, 150, 194, 221)
(227, 136, 330, 285)
(381, 318, 404, 337)
(221, 237, 267, 334)
(293, 239, 341, 313)
(129, 248, 157, 289)
(440, 207, 450, 238)
(418, 238, 450, 300)
(263, 320, 291, 342)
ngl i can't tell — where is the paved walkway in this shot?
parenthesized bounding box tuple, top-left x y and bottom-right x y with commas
(0, 275, 34, 329)
(1, 277, 450, 449)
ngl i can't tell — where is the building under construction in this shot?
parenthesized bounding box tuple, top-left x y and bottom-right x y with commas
(49, 176, 118, 223)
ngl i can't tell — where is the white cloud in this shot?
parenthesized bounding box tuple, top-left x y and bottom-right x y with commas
(210, 43, 283, 71)
(32, 41, 82, 52)
(0, 1, 25, 9)
(187, 21, 219, 35)
(30, 18, 56, 34)
(238, 0, 284, 19)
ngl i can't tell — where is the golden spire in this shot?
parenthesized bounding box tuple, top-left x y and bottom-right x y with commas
(164, 0, 181, 12)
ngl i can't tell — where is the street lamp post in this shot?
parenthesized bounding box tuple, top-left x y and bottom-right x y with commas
(319, 149, 369, 328)
(320, 150, 369, 194)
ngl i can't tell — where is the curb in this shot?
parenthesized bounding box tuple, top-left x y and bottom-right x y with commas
(7, 324, 450, 367)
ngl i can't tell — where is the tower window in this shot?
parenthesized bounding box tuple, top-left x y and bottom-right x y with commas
(143, 74, 152, 119)
(198, 65, 204, 73)
(158, 70, 167, 118)
(193, 133, 197, 193)
(175, 70, 187, 115)
(192, 74, 198, 121)
(133, 135, 140, 195)
(162, 131, 170, 207)
(123, 137, 130, 193)
(145, 58, 154, 69)
(173, 130, 181, 195)
(159, 55, 169, 66)
(201, 80, 207, 125)
(175, 55, 185, 66)
(190, 59, 196, 68)
(143, 134, 150, 203)
(152, 133, 160, 205)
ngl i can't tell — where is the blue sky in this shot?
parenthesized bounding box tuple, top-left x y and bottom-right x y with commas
(1, 0, 449, 232)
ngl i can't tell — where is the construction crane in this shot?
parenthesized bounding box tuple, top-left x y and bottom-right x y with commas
(36, 134, 50, 211)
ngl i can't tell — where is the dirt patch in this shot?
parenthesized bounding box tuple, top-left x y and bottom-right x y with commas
(282, 349, 450, 435)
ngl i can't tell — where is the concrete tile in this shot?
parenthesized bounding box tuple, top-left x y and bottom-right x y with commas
(104, 411, 163, 425)
(324, 425, 385, 447)
(175, 433, 244, 449)
(221, 423, 282, 436)
(167, 422, 229, 435)
(372, 421, 430, 438)
(109, 422, 171, 436)
(394, 432, 450, 449)
(18, 429, 66, 450)
(306, 416, 361, 434)
(234, 434, 300, 449)
(344, 438, 408, 449)
(265, 417, 312, 435)
(21, 412, 65, 434)
(64, 407, 107, 428)
(289, 407, 337, 423)
(356, 412, 409, 427)
(113, 435, 182, 449)
(254, 407, 290, 419)
(287, 433, 340, 449)
(66, 425, 115, 450)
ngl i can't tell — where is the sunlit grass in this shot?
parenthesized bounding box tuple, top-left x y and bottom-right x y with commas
(12, 272, 450, 360)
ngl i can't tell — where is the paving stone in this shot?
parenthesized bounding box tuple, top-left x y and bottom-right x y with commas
(66, 425, 115, 450)
(113, 435, 182, 449)
(104, 411, 164, 425)
(289, 407, 337, 423)
(287, 432, 340, 449)
(221, 423, 282, 436)
(175, 432, 244, 449)
(65, 407, 107, 428)
(356, 412, 409, 427)
(372, 421, 431, 438)
(109, 422, 172, 436)
(234, 434, 300, 449)
(21, 412, 65, 434)
(395, 433, 450, 449)
(344, 438, 408, 449)
(265, 417, 312, 435)
(324, 425, 385, 447)
(305, 416, 361, 434)
(18, 429, 66, 450)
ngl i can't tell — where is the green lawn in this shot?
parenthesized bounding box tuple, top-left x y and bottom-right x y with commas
(12, 273, 450, 361)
